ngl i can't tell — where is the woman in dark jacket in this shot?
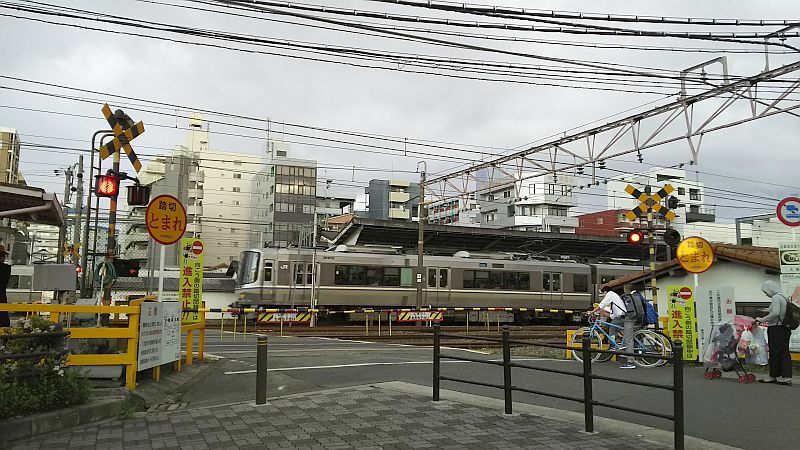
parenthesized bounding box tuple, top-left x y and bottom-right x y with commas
(0, 244, 10, 328)
(754, 280, 792, 386)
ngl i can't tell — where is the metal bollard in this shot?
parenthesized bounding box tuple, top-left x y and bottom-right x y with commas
(256, 336, 268, 405)
(433, 324, 440, 401)
(673, 340, 685, 450)
(502, 325, 512, 415)
(581, 335, 594, 433)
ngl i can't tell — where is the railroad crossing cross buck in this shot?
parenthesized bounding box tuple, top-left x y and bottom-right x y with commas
(99, 103, 145, 172)
(624, 184, 677, 222)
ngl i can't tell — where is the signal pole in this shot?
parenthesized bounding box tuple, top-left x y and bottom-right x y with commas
(56, 165, 74, 264)
(102, 142, 121, 308)
(73, 155, 84, 264)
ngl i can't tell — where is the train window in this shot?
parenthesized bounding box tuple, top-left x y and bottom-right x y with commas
(573, 274, 589, 292)
(518, 272, 530, 290)
(503, 272, 518, 290)
(384, 267, 400, 286)
(439, 269, 448, 288)
(348, 266, 366, 285)
(400, 268, 413, 287)
(294, 263, 305, 285)
(367, 267, 383, 286)
(489, 271, 503, 289)
(463, 270, 474, 288)
(335, 265, 349, 285)
(428, 269, 437, 288)
(263, 262, 273, 283)
(475, 271, 490, 289)
(307, 263, 314, 285)
(237, 251, 260, 285)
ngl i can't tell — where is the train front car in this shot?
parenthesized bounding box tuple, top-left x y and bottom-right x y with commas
(234, 248, 265, 308)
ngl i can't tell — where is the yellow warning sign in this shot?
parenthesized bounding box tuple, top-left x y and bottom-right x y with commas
(397, 311, 444, 322)
(257, 312, 311, 323)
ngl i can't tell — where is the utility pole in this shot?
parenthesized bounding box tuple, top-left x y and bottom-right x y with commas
(56, 165, 74, 264)
(310, 212, 318, 327)
(73, 156, 84, 266)
(416, 162, 426, 311)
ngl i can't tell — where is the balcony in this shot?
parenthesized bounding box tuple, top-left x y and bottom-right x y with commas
(188, 188, 204, 199)
(189, 171, 205, 183)
(388, 208, 410, 220)
(686, 206, 715, 223)
(389, 191, 410, 203)
(188, 205, 203, 216)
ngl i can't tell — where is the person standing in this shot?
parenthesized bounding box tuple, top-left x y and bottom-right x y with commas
(591, 285, 636, 369)
(0, 244, 10, 328)
(754, 280, 792, 386)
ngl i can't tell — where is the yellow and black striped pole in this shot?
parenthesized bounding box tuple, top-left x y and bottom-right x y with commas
(648, 209, 659, 328)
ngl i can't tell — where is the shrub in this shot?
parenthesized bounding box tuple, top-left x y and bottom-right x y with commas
(0, 316, 92, 419)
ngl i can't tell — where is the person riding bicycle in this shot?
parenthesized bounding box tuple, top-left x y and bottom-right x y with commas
(589, 285, 637, 369)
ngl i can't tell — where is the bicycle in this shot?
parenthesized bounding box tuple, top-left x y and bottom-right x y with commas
(570, 313, 669, 367)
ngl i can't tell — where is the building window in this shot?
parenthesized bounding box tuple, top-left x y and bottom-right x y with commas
(503, 190, 511, 198)
(233, 173, 242, 179)
(507, 206, 515, 217)
(596, 218, 604, 225)
(232, 187, 241, 193)
(546, 184, 557, 195)
(677, 187, 685, 195)
(486, 194, 495, 202)
(234, 160, 242, 166)
(689, 189, 700, 200)
(528, 184, 536, 195)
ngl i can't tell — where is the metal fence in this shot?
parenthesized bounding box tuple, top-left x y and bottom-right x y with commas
(432, 325, 684, 450)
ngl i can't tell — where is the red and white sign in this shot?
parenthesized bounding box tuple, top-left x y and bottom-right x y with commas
(191, 240, 204, 255)
(678, 287, 693, 300)
(777, 196, 800, 227)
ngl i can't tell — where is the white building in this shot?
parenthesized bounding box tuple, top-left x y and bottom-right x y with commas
(478, 173, 578, 233)
(427, 197, 480, 227)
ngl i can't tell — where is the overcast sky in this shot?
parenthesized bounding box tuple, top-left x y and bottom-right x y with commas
(2, 0, 799, 225)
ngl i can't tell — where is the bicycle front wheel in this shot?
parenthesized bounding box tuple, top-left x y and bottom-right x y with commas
(632, 330, 668, 368)
(570, 327, 607, 363)
(647, 330, 674, 367)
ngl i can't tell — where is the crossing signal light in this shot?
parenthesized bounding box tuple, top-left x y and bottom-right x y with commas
(668, 196, 681, 210)
(663, 228, 682, 246)
(75, 264, 83, 274)
(112, 259, 141, 277)
(627, 230, 644, 245)
(95, 174, 120, 198)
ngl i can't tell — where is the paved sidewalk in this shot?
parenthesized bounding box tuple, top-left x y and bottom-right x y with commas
(8, 384, 670, 450)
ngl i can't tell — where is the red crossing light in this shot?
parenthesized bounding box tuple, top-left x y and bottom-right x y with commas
(75, 265, 83, 274)
(627, 230, 644, 245)
(96, 174, 120, 198)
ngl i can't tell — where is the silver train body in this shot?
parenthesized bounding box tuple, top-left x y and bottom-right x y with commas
(234, 248, 640, 322)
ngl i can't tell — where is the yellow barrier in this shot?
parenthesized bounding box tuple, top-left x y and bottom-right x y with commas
(0, 301, 143, 390)
(179, 301, 206, 369)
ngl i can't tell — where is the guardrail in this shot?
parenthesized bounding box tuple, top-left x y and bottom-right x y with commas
(0, 301, 144, 389)
(432, 324, 684, 450)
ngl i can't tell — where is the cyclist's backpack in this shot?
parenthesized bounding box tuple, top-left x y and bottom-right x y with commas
(620, 292, 645, 323)
(643, 301, 658, 326)
(783, 296, 800, 331)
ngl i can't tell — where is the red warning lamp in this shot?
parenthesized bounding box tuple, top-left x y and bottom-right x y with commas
(75, 265, 83, 274)
(627, 230, 644, 245)
(95, 174, 120, 198)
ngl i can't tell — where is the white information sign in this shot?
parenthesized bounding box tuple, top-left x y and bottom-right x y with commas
(137, 301, 182, 371)
(138, 302, 164, 371)
(161, 302, 182, 364)
(696, 287, 736, 358)
(779, 242, 800, 274)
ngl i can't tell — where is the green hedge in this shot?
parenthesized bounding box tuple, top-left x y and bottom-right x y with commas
(0, 316, 91, 419)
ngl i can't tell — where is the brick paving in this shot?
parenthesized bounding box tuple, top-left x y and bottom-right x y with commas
(8, 385, 667, 449)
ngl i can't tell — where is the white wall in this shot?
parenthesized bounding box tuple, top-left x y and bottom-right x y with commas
(647, 260, 778, 318)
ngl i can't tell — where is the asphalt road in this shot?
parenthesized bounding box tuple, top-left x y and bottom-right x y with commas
(180, 330, 800, 450)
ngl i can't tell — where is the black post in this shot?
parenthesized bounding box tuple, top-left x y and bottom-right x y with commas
(502, 325, 512, 415)
(673, 340, 684, 450)
(256, 336, 268, 405)
(433, 323, 440, 401)
(581, 335, 595, 433)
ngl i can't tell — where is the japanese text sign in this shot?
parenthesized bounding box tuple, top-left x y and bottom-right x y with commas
(677, 236, 714, 274)
(667, 286, 699, 361)
(137, 302, 181, 371)
(696, 287, 736, 358)
(145, 195, 187, 245)
(180, 238, 204, 324)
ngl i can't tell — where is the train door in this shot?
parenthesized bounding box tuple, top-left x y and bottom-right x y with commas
(542, 272, 563, 308)
(426, 267, 451, 306)
(290, 262, 312, 308)
(259, 259, 275, 304)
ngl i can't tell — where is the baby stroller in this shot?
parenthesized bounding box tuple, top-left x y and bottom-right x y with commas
(702, 315, 767, 384)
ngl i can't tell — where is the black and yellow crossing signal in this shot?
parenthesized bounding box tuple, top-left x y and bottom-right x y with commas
(99, 103, 144, 172)
(624, 184, 676, 222)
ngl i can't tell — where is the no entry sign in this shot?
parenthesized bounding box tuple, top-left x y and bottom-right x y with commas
(777, 197, 800, 227)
